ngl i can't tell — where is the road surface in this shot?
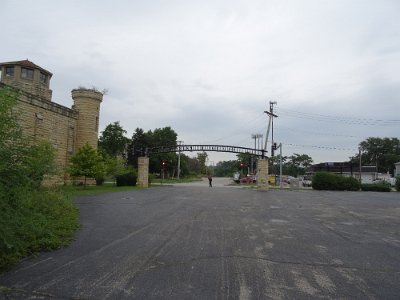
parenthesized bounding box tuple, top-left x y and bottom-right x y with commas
(1, 186, 400, 299)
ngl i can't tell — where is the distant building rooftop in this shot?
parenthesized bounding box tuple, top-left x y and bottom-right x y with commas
(0, 59, 52, 76)
(309, 162, 377, 173)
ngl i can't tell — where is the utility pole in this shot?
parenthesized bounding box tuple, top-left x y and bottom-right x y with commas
(263, 101, 278, 154)
(177, 140, 183, 180)
(270, 101, 277, 155)
(251, 134, 257, 174)
(359, 147, 362, 183)
(278, 142, 283, 188)
(251, 134, 262, 174)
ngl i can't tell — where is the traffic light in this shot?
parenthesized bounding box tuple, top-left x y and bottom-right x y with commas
(240, 162, 244, 168)
(271, 143, 277, 156)
(161, 160, 167, 170)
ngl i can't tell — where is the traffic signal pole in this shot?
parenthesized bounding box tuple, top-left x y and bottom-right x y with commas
(263, 102, 278, 154)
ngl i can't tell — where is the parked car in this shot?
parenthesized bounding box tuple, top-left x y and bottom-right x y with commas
(240, 175, 257, 183)
(233, 172, 241, 184)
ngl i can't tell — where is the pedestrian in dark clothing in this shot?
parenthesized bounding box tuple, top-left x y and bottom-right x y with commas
(208, 175, 212, 187)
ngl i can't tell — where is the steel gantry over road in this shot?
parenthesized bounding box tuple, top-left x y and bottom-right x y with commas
(137, 144, 270, 188)
(147, 144, 268, 158)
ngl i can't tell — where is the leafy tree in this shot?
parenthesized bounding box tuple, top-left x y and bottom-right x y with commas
(0, 87, 78, 272)
(127, 127, 150, 168)
(25, 142, 57, 188)
(176, 153, 192, 177)
(355, 137, 400, 175)
(98, 121, 128, 158)
(98, 152, 127, 185)
(127, 126, 178, 175)
(186, 155, 202, 175)
(214, 160, 239, 177)
(285, 153, 313, 177)
(197, 152, 208, 175)
(0, 87, 56, 190)
(237, 153, 252, 171)
(147, 127, 178, 175)
(68, 143, 105, 187)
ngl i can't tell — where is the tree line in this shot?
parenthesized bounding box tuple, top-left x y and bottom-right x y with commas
(78, 122, 210, 183)
(70, 120, 400, 183)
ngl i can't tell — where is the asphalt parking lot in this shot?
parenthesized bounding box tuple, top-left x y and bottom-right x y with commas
(1, 185, 399, 299)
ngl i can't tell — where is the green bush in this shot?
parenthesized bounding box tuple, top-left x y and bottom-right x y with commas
(0, 87, 79, 272)
(336, 176, 361, 191)
(0, 188, 79, 272)
(312, 172, 336, 190)
(116, 169, 137, 186)
(312, 172, 360, 191)
(148, 173, 155, 185)
(361, 182, 392, 192)
(95, 176, 105, 186)
(396, 176, 400, 192)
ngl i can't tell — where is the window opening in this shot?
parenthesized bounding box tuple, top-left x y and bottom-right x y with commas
(5, 66, 14, 76)
(40, 72, 48, 84)
(21, 68, 34, 80)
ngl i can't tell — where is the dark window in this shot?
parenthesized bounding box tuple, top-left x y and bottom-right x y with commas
(5, 66, 14, 76)
(21, 68, 34, 80)
(40, 72, 48, 84)
(95, 117, 99, 132)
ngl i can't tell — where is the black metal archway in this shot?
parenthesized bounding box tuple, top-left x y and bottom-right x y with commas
(147, 144, 267, 158)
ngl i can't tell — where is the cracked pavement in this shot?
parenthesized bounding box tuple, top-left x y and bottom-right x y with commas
(1, 184, 400, 299)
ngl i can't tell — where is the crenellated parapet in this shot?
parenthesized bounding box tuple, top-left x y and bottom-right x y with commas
(71, 88, 103, 151)
(0, 60, 104, 184)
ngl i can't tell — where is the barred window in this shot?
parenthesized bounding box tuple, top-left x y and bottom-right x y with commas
(5, 66, 14, 76)
(40, 72, 48, 84)
(21, 67, 34, 80)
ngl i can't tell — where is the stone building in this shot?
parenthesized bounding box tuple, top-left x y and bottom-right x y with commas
(0, 59, 103, 183)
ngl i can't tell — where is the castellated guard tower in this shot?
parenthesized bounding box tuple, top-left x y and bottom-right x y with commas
(0, 59, 103, 183)
(72, 88, 103, 151)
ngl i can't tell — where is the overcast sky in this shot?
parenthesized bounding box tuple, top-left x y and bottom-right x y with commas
(2, 0, 399, 164)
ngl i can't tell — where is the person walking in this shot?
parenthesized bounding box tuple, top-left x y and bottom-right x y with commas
(208, 175, 212, 187)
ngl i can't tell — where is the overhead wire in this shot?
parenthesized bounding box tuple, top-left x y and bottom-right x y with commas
(276, 107, 400, 126)
(277, 125, 363, 139)
(200, 112, 266, 144)
(197, 107, 394, 154)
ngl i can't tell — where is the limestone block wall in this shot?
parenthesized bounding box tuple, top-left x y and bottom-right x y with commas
(257, 158, 269, 190)
(72, 89, 103, 151)
(2, 68, 52, 101)
(137, 157, 149, 188)
(14, 91, 77, 177)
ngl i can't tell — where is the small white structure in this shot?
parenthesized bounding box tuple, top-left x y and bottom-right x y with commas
(395, 162, 400, 177)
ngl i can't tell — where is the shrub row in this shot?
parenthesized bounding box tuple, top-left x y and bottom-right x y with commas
(116, 171, 137, 186)
(396, 176, 400, 192)
(361, 182, 392, 192)
(0, 188, 79, 272)
(312, 172, 360, 191)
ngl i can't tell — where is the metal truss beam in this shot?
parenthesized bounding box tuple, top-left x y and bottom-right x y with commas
(148, 144, 267, 158)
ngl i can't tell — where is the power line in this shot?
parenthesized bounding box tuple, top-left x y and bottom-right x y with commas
(278, 125, 363, 139)
(276, 108, 400, 126)
(282, 142, 358, 152)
